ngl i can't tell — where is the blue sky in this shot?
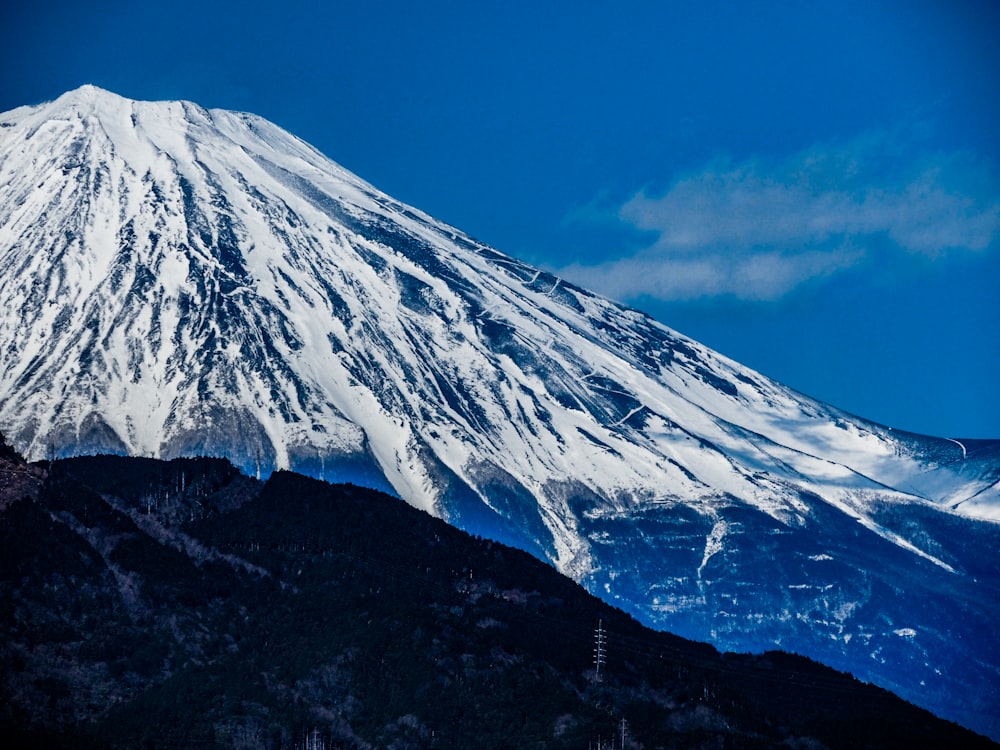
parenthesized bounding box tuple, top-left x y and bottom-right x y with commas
(2, 0, 998, 437)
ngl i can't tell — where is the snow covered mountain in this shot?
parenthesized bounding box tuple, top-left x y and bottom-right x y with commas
(1, 86, 998, 736)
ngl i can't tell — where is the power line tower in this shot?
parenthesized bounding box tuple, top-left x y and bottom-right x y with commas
(593, 618, 607, 680)
(303, 728, 325, 750)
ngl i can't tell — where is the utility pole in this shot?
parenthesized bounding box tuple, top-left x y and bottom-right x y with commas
(594, 618, 607, 680)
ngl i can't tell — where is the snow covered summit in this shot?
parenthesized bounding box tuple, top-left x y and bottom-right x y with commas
(1, 86, 998, 735)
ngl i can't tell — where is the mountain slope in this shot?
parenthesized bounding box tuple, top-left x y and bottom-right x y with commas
(1, 448, 995, 750)
(1, 86, 998, 736)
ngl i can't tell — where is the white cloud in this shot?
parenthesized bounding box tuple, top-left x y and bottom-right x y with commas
(559, 132, 1000, 301)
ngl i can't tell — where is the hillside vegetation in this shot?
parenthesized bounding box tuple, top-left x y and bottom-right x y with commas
(1, 443, 994, 749)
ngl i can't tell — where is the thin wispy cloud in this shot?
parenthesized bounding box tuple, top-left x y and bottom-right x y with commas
(560, 131, 1000, 301)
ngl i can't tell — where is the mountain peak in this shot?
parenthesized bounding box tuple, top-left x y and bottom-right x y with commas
(1, 88, 999, 737)
(60, 82, 116, 99)
(47, 83, 132, 113)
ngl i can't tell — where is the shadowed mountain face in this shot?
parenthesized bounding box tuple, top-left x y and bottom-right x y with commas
(1, 449, 996, 750)
(0, 86, 998, 737)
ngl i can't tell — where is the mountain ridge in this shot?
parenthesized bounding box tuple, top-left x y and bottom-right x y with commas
(1, 86, 998, 737)
(2, 444, 996, 749)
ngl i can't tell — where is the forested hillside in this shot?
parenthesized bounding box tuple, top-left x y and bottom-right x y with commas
(1, 444, 994, 749)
